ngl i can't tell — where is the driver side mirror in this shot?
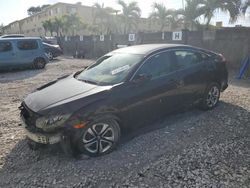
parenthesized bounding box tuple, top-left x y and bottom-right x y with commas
(132, 73, 152, 84)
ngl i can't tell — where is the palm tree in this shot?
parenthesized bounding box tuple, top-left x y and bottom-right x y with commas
(199, 0, 241, 27)
(53, 17, 63, 37)
(92, 3, 117, 34)
(167, 10, 184, 31)
(42, 19, 53, 36)
(62, 14, 86, 36)
(149, 3, 171, 31)
(177, 0, 204, 30)
(149, 3, 183, 31)
(117, 0, 141, 34)
(242, 0, 250, 15)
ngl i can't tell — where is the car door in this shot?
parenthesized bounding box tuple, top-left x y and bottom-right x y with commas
(16, 40, 39, 66)
(120, 51, 181, 126)
(172, 49, 210, 106)
(0, 41, 16, 70)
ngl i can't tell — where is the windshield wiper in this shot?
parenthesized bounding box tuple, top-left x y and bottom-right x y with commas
(78, 79, 98, 85)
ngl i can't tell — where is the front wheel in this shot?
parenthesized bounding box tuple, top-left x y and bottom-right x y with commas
(200, 83, 221, 110)
(76, 119, 120, 157)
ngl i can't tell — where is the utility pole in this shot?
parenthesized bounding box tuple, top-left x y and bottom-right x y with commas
(182, 0, 185, 10)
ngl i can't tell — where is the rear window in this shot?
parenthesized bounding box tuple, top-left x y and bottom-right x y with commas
(17, 40, 38, 50)
(0, 41, 12, 52)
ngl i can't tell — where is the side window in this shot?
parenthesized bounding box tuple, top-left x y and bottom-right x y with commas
(135, 51, 174, 79)
(174, 50, 203, 70)
(17, 40, 38, 50)
(0, 41, 12, 52)
(200, 52, 209, 61)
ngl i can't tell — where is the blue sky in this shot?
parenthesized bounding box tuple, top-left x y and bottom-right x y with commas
(0, 0, 249, 26)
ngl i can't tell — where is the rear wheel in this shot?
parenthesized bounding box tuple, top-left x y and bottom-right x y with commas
(34, 58, 46, 69)
(200, 83, 220, 110)
(76, 119, 120, 157)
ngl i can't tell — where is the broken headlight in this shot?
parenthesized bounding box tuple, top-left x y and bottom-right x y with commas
(36, 114, 71, 131)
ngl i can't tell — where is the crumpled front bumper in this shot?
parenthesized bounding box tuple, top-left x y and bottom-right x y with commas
(24, 127, 62, 144)
(21, 119, 62, 144)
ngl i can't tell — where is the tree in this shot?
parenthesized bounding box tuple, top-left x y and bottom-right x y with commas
(199, 0, 241, 27)
(149, 3, 171, 31)
(27, 4, 50, 16)
(0, 24, 4, 35)
(92, 3, 117, 34)
(149, 3, 183, 31)
(62, 14, 86, 36)
(167, 10, 184, 31)
(242, 0, 250, 15)
(88, 25, 100, 35)
(41, 4, 50, 10)
(177, 0, 204, 30)
(42, 20, 49, 36)
(27, 6, 41, 16)
(53, 17, 63, 37)
(42, 20, 53, 36)
(117, 0, 141, 34)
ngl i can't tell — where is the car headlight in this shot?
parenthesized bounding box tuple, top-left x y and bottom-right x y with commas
(36, 114, 71, 131)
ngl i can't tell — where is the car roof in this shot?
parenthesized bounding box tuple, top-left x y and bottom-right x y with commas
(0, 37, 41, 41)
(110, 44, 193, 55)
(0, 34, 25, 38)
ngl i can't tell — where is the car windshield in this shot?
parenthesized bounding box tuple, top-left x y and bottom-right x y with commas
(76, 53, 143, 85)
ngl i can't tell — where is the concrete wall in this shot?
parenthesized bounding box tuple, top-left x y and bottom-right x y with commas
(59, 28, 250, 69)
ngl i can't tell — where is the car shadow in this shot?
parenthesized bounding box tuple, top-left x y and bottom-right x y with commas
(120, 107, 203, 144)
(49, 58, 61, 63)
(0, 101, 249, 186)
(0, 68, 45, 83)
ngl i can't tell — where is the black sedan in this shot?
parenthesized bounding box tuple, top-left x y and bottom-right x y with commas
(43, 42, 63, 60)
(20, 44, 228, 157)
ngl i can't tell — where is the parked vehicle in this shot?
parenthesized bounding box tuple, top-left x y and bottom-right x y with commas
(0, 34, 25, 38)
(41, 36, 58, 45)
(20, 44, 228, 157)
(43, 42, 63, 60)
(0, 37, 49, 70)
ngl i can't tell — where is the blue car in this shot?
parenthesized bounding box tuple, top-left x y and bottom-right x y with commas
(0, 37, 49, 70)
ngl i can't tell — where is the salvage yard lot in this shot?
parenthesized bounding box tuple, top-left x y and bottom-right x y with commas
(0, 58, 249, 187)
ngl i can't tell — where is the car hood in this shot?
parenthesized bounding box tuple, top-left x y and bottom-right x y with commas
(24, 76, 111, 113)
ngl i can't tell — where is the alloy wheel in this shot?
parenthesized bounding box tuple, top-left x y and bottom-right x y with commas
(206, 86, 220, 108)
(82, 123, 115, 154)
(46, 52, 53, 60)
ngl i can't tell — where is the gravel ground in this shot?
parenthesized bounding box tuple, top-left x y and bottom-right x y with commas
(0, 58, 249, 188)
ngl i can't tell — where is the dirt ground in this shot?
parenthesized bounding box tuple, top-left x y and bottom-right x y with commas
(0, 58, 249, 188)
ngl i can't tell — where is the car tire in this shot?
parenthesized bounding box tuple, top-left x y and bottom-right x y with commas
(75, 119, 121, 157)
(46, 52, 53, 61)
(34, 58, 46, 69)
(200, 83, 221, 110)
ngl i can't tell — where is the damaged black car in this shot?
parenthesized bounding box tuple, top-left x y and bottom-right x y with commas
(20, 44, 228, 157)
